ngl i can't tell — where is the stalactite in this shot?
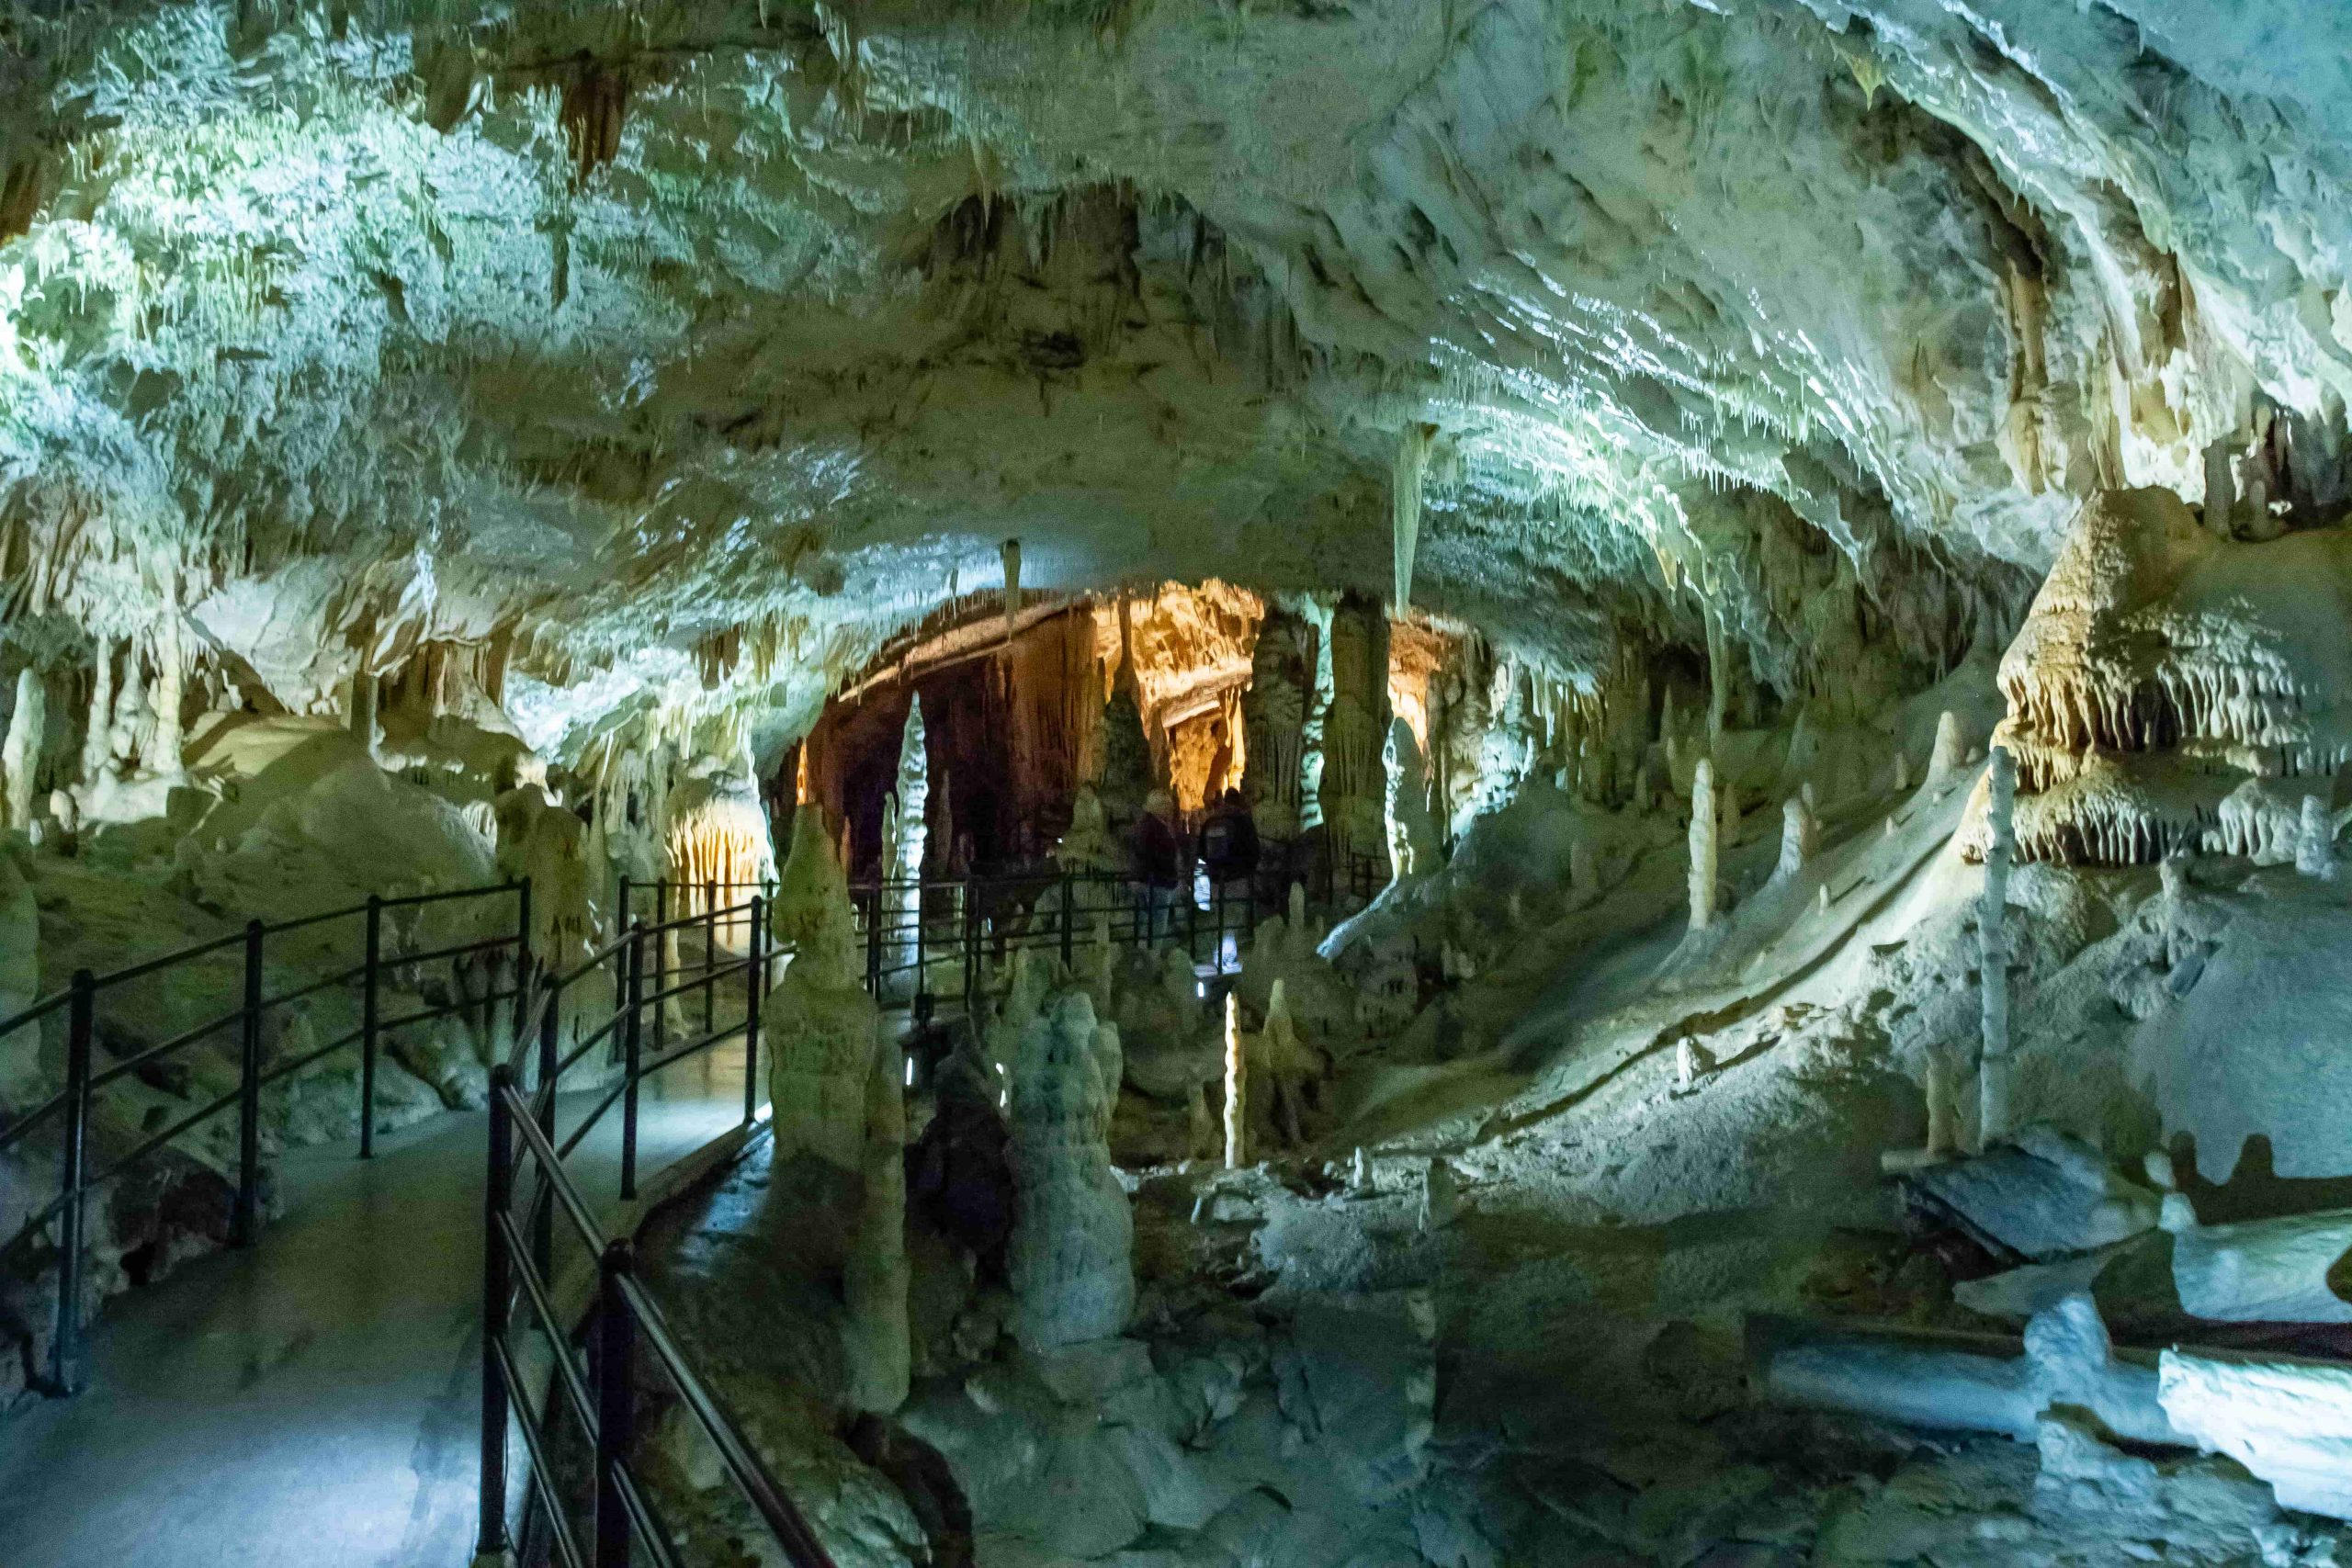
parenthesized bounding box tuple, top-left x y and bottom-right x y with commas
(1001, 536, 1023, 637)
(881, 698, 931, 987)
(1394, 423, 1433, 611)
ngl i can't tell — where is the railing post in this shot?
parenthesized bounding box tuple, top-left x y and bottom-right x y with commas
(865, 887, 883, 996)
(1060, 874, 1075, 968)
(535, 967, 560, 1282)
(961, 875, 977, 1014)
(359, 894, 381, 1158)
(593, 1238, 639, 1568)
(232, 919, 266, 1247)
(703, 880, 718, 1037)
(912, 877, 927, 1017)
(513, 876, 534, 1053)
(477, 1065, 515, 1565)
(51, 969, 95, 1395)
(620, 922, 645, 1202)
(615, 875, 629, 946)
(651, 882, 668, 1054)
(743, 896, 764, 1128)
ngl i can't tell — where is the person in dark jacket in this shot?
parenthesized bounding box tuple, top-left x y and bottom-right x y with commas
(1197, 788, 1260, 884)
(1131, 787, 1182, 940)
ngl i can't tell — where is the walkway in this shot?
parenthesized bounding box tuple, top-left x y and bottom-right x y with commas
(0, 1043, 754, 1568)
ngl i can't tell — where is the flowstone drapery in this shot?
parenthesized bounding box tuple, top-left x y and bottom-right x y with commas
(1007, 989, 1134, 1351)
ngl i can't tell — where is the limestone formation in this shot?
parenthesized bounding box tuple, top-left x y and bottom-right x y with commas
(1979, 746, 2016, 1146)
(2298, 795, 2335, 879)
(3, 669, 44, 832)
(1241, 608, 1312, 838)
(80, 638, 113, 784)
(1777, 794, 1817, 877)
(663, 753, 779, 940)
(1317, 592, 1390, 869)
(1221, 991, 1246, 1170)
(773, 804, 852, 955)
(1382, 716, 1441, 880)
(1052, 784, 1118, 874)
(766, 883, 890, 1176)
(878, 699, 931, 984)
(492, 783, 594, 975)
(1687, 757, 1718, 932)
(1007, 990, 1134, 1351)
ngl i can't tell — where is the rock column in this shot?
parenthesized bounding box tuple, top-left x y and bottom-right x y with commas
(1688, 757, 1718, 932)
(1242, 606, 1312, 838)
(1317, 592, 1391, 872)
(3, 669, 43, 831)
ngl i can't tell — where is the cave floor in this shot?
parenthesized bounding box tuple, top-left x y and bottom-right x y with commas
(0, 1043, 754, 1568)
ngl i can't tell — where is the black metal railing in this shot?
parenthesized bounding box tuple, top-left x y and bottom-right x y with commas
(0, 880, 531, 1397)
(615, 833, 1387, 1028)
(477, 897, 835, 1568)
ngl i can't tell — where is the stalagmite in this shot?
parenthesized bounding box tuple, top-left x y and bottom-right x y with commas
(1928, 710, 1965, 785)
(3, 668, 43, 831)
(1778, 794, 1817, 877)
(2239, 475, 2279, 541)
(2298, 795, 2334, 879)
(1007, 989, 1133, 1350)
(845, 1016, 910, 1413)
(1383, 716, 1441, 879)
(767, 881, 889, 1174)
(881, 699, 930, 985)
(1222, 989, 1246, 1169)
(1688, 757, 1718, 932)
(774, 804, 851, 953)
(2202, 438, 2236, 535)
(1980, 745, 2016, 1147)
(81, 637, 113, 784)
(151, 592, 187, 778)
(345, 668, 378, 757)
(1926, 1047, 1960, 1157)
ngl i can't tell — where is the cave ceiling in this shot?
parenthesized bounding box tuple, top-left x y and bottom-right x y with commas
(0, 0, 2346, 758)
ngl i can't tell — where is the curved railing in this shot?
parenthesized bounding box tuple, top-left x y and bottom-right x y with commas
(0, 880, 531, 1394)
(479, 898, 838, 1568)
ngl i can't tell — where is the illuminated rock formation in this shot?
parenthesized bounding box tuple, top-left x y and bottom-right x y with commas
(1983, 489, 2352, 866)
(1383, 716, 1441, 880)
(662, 753, 778, 942)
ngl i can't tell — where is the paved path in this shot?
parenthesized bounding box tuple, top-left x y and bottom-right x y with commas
(0, 1043, 754, 1568)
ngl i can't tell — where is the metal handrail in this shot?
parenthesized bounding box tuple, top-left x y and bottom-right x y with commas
(0, 880, 532, 1395)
